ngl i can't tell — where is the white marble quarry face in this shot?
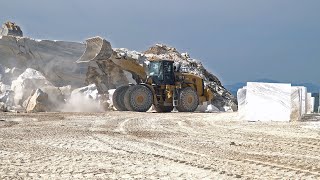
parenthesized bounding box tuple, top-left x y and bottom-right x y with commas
(291, 87, 302, 121)
(244, 82, 292, 122)
(237, 87, 247, 120)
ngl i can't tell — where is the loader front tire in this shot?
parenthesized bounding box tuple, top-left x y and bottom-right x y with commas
(124, 85, 153, 112)
(112, 85, 129, 111)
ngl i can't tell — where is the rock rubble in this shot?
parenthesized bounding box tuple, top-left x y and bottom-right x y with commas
(24, 89, 51, 112)
(0, 21, 23, 37)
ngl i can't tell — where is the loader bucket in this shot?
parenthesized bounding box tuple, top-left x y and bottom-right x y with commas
(76, 36, 113, 63)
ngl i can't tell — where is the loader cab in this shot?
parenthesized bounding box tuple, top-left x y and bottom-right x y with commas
(148, 60, 175, 85)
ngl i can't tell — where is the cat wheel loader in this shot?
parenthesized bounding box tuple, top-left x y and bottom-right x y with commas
(77, 37, 213, 112)
(113, 60, 213, 112)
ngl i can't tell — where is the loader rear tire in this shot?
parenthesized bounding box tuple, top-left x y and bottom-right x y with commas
(154, 105, 174, 113)
(176, 87, 199, 112)
(112, 85, 129, 111)
(124, 85, 153, 112)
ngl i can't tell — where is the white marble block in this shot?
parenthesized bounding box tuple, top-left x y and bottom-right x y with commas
(237, 87, 247, 120)
(307, 93, 312, 114)
(291, 87, 302, 121)
(238, 83, 311, 121)
(295, 86, 307, 115)
(243, 82, 291, 122)
(311, 97, 315, 113)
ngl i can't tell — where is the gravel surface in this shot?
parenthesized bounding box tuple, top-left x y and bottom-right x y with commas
(0, 112, 320, 179)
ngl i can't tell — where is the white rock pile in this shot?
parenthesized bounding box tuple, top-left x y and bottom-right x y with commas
(0, 21, 237, 112)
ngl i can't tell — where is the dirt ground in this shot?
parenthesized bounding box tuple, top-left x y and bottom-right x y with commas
(0, 111, 320, 179)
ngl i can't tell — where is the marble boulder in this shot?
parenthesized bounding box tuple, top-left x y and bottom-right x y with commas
(0, 21, 23, 37)
(311, 97, 315, 113)
(291, 87, 303, 121)
(311, 93, 319, 113)
(196, 102, 220, 113)
(239, 82, 291, 122)
(24, 89, 51, 113)
(61, 84, 105, 112)
(238, 82, 314, 122)
(294, 86, 307, 115)
(237, 87, 247, 120)
(307, 93, 313, 114)
(11, 68, 54, 106)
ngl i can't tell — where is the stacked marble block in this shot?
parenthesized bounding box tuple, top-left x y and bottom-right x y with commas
(311, 93, 319, 113)
(238, 82, 314, 122)
(307, 93, 315, 114)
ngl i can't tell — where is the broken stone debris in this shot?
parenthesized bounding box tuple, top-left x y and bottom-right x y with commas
(0, 102, 8, 112)
(41, 85, 71, 111)
(71, 84, 99, 100)
(0, 90, 14, 108)
(0, 21, 23, 37)
(61, 84, 106, 112)
(196, 102, 220, 113)
(0, 21, 236, 112)
(11, 68, 53, 106)
(24, 89, 51, 112)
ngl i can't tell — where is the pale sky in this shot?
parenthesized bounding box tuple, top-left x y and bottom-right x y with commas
(1, 0, 320, 85)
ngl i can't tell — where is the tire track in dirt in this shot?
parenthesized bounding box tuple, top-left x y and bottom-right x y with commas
(89, 115, 243, 178)
(99, 114, 283, 178)
(1, 112, 320, 179)
(174, 118, 320, 177)
(115, 113, 320, 178)
(91, 133, 242, 179)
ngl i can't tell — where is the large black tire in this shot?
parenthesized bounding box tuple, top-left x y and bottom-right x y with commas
(176, 87, 199, 112)
(153, 105, 174, 113)
(112, 85, 129, 111)
(124, 85, 153, 112)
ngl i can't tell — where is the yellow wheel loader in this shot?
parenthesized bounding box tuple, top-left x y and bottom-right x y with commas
(113, 60, 213, 112)
(77, 37, 213, 112)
